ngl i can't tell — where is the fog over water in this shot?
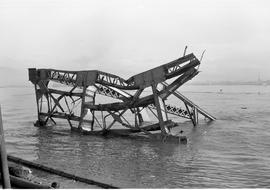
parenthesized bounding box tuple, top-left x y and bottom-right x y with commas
(0, 1, 270, 188)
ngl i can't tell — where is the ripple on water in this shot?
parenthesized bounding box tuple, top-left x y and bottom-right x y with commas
(2, 86, 270, 188)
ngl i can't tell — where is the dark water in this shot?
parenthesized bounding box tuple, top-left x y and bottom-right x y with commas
(0, 85, 270, 188)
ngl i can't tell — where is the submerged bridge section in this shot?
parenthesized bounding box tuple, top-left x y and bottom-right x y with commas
(28, 53, 215, 140)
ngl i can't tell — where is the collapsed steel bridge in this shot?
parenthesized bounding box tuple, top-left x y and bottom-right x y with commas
(28, 53, 215, 141)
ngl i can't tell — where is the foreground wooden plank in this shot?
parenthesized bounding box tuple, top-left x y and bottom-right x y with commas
(7, 155, 118, 189)
(0, 106, 11, 188)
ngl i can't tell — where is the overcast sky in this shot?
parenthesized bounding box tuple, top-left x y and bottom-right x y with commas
(0, 0, 270, 85)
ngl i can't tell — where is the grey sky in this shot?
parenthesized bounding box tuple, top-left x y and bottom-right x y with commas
(0, 0, 270, 85)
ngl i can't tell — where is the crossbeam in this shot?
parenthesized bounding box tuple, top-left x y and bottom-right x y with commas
(29, 51, 215, 141)
(29, 53, 198, 90)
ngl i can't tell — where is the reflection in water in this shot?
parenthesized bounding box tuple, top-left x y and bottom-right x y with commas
(33, 120, 207, 188)
(2, 86, 270, 188)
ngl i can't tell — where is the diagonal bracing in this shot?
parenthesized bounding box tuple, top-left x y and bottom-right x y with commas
(28, 52, 215, 141)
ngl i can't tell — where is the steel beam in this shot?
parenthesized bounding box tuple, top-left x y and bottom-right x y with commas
(29, 51, 215, 140)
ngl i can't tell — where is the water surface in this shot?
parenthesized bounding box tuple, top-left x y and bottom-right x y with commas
(0, 84, 270, 188)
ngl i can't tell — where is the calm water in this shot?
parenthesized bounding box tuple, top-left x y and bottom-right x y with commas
(0, 84, 270, 188)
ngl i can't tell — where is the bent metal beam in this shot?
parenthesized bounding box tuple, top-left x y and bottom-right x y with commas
(28, 52, 215, 142)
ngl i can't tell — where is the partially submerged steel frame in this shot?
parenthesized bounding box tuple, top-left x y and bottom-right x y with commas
(28, 53, 215, 138)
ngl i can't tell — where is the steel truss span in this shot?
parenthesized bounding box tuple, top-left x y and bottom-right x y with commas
(28, 53, 215, 142)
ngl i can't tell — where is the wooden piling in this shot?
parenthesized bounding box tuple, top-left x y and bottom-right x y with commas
(7, 155, 118, 189)
(0, 106, 11, 188)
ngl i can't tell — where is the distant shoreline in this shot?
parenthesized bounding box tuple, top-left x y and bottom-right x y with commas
(189, 81, 270, 86)
(0, 82, 269, 88)
(0, 85, 30, 88)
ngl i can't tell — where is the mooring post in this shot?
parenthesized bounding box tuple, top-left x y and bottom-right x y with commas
(0, 106, 11, 188)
